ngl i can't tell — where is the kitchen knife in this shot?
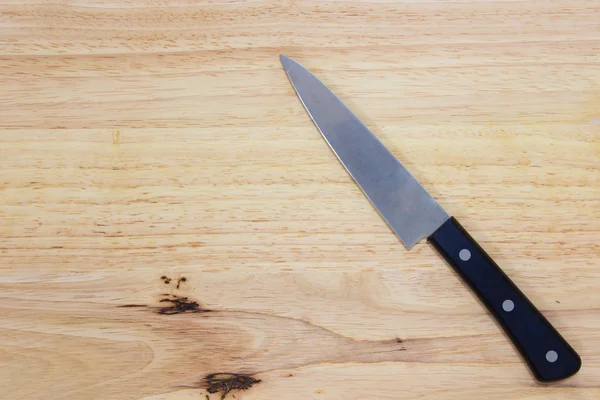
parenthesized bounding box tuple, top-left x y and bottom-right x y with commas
(280, 55, 581, 382)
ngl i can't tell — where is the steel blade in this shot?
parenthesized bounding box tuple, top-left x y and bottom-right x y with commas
(281, 55, 449, 248)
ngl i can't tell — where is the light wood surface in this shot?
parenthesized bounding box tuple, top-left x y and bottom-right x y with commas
(1, 1, 600, 399)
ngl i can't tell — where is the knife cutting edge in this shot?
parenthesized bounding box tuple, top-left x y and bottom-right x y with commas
(279, 55, 581, 382)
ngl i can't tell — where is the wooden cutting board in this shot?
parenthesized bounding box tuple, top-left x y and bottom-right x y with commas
(1, 1, 599, 399)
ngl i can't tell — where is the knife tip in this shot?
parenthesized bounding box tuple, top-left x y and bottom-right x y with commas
(279, 54, 294, 69)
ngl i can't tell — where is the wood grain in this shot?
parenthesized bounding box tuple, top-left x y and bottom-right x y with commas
(1, 0, 599, 399)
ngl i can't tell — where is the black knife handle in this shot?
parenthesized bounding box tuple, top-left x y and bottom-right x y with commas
(427, 217, 581, 382)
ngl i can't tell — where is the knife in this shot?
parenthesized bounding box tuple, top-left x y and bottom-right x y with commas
(280, 55, 581, 382)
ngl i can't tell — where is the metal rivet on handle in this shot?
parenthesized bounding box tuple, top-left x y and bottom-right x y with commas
(546, 350, 558, 363)
(502, 299, 515, 312)
(459, 249, 471, 261)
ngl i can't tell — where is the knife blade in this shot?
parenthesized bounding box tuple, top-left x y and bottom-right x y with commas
(280, 55, 581, 382)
